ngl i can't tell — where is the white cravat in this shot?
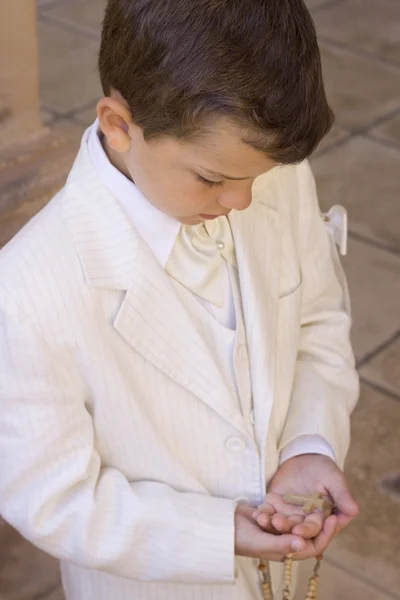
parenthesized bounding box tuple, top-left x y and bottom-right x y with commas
(166, 217, 237, 307)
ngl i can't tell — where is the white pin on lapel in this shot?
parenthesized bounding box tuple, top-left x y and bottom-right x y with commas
(322, 205, 348, 256)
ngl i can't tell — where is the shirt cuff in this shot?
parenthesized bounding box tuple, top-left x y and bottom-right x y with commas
(279, 435, 336, 465)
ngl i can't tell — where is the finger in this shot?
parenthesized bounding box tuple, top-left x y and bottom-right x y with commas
(271, 514, 292, 533)
(257, 532, 306, 561)
(272, 514, 304, 533)
(290, 515, 337, 561)
(287, 515, 305, 528)
(291, 512, 324, 539)
(313, 514, 337, 555)
(264, 493, 310, 517)
(253, 503, 276, 519)
(271, 513, 301, 534)
(256, 516, 281, 535)
(334, 511, 355, 535)
(252, 505, 276, 531)
(288, 539, 316, 561)
(255, 512, 274, 531)
(327, 477, 359, 521)
(335, 489, 359, 517)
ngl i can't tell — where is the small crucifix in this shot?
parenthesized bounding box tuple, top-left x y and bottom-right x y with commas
(282, 491, 333, 514)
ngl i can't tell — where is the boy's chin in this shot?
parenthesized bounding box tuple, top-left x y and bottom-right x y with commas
(177, 215, 205, 225)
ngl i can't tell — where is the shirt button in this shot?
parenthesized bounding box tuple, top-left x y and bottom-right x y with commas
(216, 241, 225, 250)
(250, 409, 255, 425)
(225, 436, 247, 454)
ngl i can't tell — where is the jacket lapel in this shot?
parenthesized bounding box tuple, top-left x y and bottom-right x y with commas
(229, 175, 282, 452)
(63, 136, 247, 435)
(114, 239, 247, 434)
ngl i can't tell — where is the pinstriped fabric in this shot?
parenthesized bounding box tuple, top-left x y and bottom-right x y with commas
(0, 129, 358, 599)
(168, 262, 255, 434)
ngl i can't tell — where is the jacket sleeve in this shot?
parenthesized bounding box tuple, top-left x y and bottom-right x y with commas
(0, 289, 235, 584)
(278, 161, 359, 470)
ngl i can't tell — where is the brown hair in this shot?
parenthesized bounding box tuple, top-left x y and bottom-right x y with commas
(99, 0, 333, 164)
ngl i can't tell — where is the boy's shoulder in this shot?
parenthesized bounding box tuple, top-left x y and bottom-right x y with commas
(0, 187, 85, 314)
(0, 131, 98, 304)
(0, 132, 135, 323)
(0, 187, 70, 265)
(254, 160, 317, 219)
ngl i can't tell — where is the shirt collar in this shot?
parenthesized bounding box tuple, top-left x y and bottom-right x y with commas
(87, 120, 181, 268)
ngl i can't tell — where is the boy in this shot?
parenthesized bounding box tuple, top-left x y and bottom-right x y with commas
(0, 1, 359, 599)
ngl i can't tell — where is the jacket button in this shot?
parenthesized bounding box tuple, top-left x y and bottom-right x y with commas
(225, 436, 247, 453)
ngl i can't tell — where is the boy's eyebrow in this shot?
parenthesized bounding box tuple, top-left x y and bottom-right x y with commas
(201, 168, 252, 181)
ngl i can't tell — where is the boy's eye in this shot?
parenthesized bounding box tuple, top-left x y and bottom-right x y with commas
(196, 174, 224, 188)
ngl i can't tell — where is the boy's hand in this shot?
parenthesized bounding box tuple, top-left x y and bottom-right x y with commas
(253, 454, 359, 557)
(235, 503, 337, 562)
(252, 492, 326, 539)
(234, 504, 307, 562)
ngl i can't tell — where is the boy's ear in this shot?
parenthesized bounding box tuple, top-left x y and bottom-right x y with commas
(97, 97, 133, 153)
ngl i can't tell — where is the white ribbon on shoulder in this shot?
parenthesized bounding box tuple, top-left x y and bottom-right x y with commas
(322, 205, 348, 256)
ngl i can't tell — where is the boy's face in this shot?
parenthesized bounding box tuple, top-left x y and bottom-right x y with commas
(98, 97, 277, 225)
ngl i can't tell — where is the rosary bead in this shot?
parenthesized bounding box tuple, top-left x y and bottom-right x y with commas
(261, 581, 273, 600)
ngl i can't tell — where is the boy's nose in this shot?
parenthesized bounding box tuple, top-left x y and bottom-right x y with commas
(218, 189, 252, 212)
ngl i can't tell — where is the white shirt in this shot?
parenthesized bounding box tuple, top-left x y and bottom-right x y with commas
(87, 121, 335, 464)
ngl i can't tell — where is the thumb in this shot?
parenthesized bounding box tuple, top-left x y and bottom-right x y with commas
(327, 474, 359, 529)
(259, 532, 306, 558)
(331, 481, 359, 516)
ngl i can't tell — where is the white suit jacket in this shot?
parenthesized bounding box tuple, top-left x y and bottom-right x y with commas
(0, 131, 359, 600)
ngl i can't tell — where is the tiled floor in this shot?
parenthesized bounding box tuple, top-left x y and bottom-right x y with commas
(1, 0, 400, 599)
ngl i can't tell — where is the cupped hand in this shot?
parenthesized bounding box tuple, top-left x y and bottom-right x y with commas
(234, 503, 307, 562)
(253, 492, 328, 539)
(251, 454, 359, 559)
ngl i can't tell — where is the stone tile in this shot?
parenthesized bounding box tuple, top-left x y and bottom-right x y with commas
(311, 136, 400, 252)
(314, 0, 400, 66)
(295, 558, 396, 600)
(314, 124, 350, 154)
(42, 0, 107, 34)
(43, 585, 66, 600)
(38, 21, 102, 114)
(74, 104, 98, 127)
(360, 337, 400, 397)
(37, 0, 60, 6)
(0, 122, 82, 249)
(0, 519, 61, 600)
(41, 107, 56, 125)
(370, 113, 400, 148)
(338, 238, 400, 361)
(323, 383, 400, 597)
(319, 43, 400, 129)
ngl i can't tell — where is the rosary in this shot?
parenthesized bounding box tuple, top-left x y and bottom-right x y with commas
(257, 493, 333, 600)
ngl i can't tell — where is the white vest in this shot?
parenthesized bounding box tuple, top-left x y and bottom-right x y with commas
(170, 264, 254, 437)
